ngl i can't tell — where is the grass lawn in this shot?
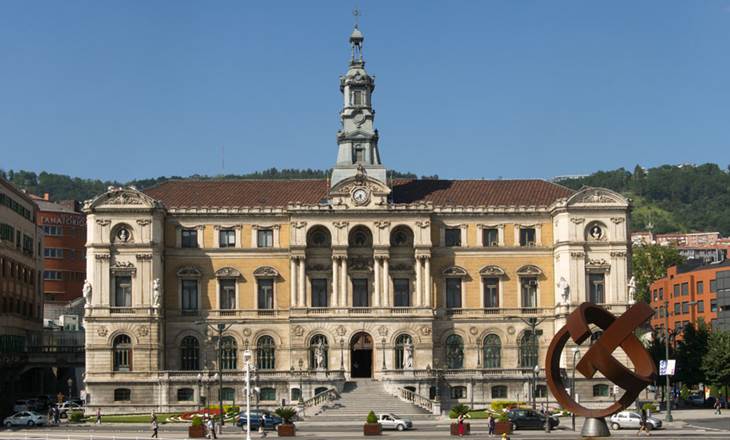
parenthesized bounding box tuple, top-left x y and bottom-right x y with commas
(84, 413, 178, 423)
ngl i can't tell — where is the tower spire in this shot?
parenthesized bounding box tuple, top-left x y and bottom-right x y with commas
(330, 17, 386, 190)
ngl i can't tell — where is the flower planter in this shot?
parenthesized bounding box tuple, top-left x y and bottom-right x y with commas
(363, 422, 382, 435)
(277, 423, 296, 437)
(188, 425, 206, 438)
(450, 422, 470, 435)
(494, 421, 513, 435)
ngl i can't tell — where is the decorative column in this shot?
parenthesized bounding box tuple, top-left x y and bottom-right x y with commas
(415, 256, 423, 307)
(424, 257, 432, 307)
(331, 256, 339, 307)
(290, 258, 297, 307)
(374, 257, 381, 307)
(340, 257, 348, 307)
(382, 257, 390, 307)
(298, 257, 306, 307)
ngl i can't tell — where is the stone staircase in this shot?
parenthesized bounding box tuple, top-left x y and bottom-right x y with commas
(306, 379, 433, 421)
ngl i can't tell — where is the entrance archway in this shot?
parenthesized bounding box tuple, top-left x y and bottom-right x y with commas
(350, 332, 373, 378)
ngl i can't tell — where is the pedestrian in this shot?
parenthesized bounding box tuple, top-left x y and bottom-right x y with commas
(207, 417, 218, 439)
(637, 408, 651, 436)
(48, 406, 55, 425)
(714, 398, 722, 415)
(259, 413, 268, 437)
(54, 406, 60, 425)
(95, 407, 102, 424)
(457, 413, 466, 437)
(151, 416, 159, 438)
(488, 414, 496, 436)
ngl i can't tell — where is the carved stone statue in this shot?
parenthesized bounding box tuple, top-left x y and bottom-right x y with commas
(404, 342, 414, 369)
(152, 278, 161, 308)
(557, 277, 569, 304)
(628, 276, 637, 304)
(82, 280, 92, 308)
(314, 342, 325, 370)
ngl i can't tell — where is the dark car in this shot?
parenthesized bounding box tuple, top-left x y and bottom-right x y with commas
(507, 409, 559, 430)
(235, 410, 282, 430)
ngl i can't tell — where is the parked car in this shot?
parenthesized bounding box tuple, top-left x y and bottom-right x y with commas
(377, 413, 413, 431)
(609, 411, 662, 430)
(3, 411, 48, 428)
(56, 402, 83, 418)
(235, 410, 282, 430)
(506, 409, 559, 430)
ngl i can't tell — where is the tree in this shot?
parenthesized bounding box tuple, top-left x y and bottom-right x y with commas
(631, 245, 684, 303)
(646, 330, 674, 374)
(702, 332, 730, 394)
(674, 321, 709, 386)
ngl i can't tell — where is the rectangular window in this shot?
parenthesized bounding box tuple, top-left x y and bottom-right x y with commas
(711, 299, 717, 312)
(181, 280, 198, 312)
(659, 288, 664, 300)
(42, 225, 62, 236)
(393, 278, 411, 307)
(450, 386, 467, 399)
(444, 228, 461, 247)
(311, 278, 328, 307)
(446, 278, 462, 308)
(482, 228, 499, 247)
(519, 228, 536, 246)
(352, 90, 364, 106)
(521, 277, 538, 309)
(681, 282, 689, 296)
(682, 301, 689, 314)
(43, 270, 63, 280)
(219, 229, 236, 248)
(697, 300, 704, 313)
(257, 229, 274, 248)
(257, 279, 274, 310)
(352, 278, 369, 307)
(181, 229, 198, 248)
(483, 277, 499, 308)
(588, 273, 605, 304)
(491, 386, 507, 399)
(710, 280, 717, 292)
(673, 284, 680, 297)
(219, 279, 236, 309)
(114, 275, 132, 307)
(697, 281, 704, 294)
(114, 389, 131, 401)
(675, 322, 683, 333)
(674, 302, 680, 315)
(44, 248, 64, 258)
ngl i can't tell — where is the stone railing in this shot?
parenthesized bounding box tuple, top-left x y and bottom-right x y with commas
(396, 386, 433, 413)
(444, 307, 553, 317)
(302, 387, 339, 409)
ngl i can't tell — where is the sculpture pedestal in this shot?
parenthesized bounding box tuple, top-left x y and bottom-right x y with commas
(581, 417, 610, 438)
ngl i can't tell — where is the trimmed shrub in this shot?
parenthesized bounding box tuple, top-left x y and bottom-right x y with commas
(191, 416, 203, 427)
(490, 400, 525, 411)
(366, 411, 378, 424)
(68, 410, 85, 423)
(448, 404, 471, 419)
(275, 407, 298, 424)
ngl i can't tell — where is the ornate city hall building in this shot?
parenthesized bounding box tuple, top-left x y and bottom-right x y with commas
(83, 26, 631, 414)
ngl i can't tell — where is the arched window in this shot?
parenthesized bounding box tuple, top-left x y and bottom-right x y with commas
(180, 336, 200, 371)
(349, 227, 372, 248)
(309, 334, 328, 370)
(114, 388, 131, 401)
(394, 334, 413, 370)
(113, 334, 132, 372)
(390, 226, 414, 247)
(307, 226, 331, 248)
(491, 385, 507, 399)
(177, 388, 194, 401)
(260, 387, 276, 401)
(445, 335, 464, 369)
(518, 331, 538, 368)
(221, 336, 237, 370)
(483, 334, 501, 368)
(256, 336, 276, 370)
(593, 384, 609, 397)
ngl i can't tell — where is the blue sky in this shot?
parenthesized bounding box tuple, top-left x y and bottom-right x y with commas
(1, 1, 729, 181)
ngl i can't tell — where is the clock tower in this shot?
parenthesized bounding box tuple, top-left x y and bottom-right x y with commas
(330, 24, 387, 189)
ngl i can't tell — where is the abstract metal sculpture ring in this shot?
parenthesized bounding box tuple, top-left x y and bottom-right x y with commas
(545, 302, 657, 419)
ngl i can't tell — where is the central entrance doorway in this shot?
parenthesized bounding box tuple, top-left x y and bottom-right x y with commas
(350, 332, 373, 378)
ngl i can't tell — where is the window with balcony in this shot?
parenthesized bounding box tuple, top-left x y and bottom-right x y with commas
(483, 277, 499, 308)
(181, 229, 198, 248)
(113, 334, 132, 372)
(445, 335, 464, 369)
(180, 336, 199, 371)
(444, 228, 462, 247)
(482, 228, 498, 247)
(256, 336, 276, 370)
(181, 279, 198, 313)
(352, 278, 369, 307)
(588, 273, 605, 304)
(519, 228, 536, 246)
(518, 331, 538, 368)
(221, 337, 237, 370)
(393, 278, 410, 307)
(446, 278, 462, 309)
(257, 229, 274, 248)
(311, 279, 328, 308)
(520, 277, 538, 310)
(219, 279, 236, 310)
(114, 275, 132, 307)
(257, 278, 274, 310)
(219, 229, 236, 248)
(483, 334, 501, 368)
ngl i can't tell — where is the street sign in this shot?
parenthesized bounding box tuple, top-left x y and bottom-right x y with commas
(659, 359, 676, 376)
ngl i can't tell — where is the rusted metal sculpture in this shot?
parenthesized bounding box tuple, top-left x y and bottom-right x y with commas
(546, 302, 656, 426)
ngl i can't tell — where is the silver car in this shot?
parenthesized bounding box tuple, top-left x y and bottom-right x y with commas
(377, 413, 413, 431)
(609, 411, 662, 430)
(4, 411, 48, 428)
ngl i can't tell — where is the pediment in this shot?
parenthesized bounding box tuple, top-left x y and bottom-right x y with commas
(329, 174, 391, 197)
(567, 187, 629, 207)
(85, 187, 161, 212)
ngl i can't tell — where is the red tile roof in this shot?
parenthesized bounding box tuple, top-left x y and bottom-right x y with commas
(143, 179, 574, 208)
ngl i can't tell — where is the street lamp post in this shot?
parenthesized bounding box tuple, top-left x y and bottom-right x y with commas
(243, 349, 252, 440)
(298, 358, 305, 416)
(340, 338, 344, 371)
(571, 347, 581, 431)
(197, 373, 203, 412)
(67, 377, 73, 401)
(381, 338, 386, 371)
(506, 315, 547, 410)
(661, 301, 673, 422)
(534, 364, 549, 433)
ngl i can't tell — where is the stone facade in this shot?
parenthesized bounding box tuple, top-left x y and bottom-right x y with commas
(82, 26, 632, 414)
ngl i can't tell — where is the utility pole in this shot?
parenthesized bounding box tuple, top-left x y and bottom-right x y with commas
(662, 301, 673, 422)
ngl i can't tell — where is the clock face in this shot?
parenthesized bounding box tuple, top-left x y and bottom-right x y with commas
(353, 111, 366, 126)
(352, 188, 369, 205)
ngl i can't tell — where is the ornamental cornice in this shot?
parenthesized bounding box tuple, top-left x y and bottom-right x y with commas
(95, 219, 111, 226)
(136, 219, 152, 226)
(94, 253, 111, 260)
(135, 253, 153, 261)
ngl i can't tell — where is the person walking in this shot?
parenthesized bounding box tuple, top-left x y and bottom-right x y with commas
(54, 406, 60, 425)
(487, 414, 496, 436)
(714, 398, 722, 415)
(259, 413, 268, 437)
(457, 413, 466, 437)
(206, 417, 218, 439)
(637, 408, 651, 436)
(95, 407, 102, 425)
(151, 415, 159, 438)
